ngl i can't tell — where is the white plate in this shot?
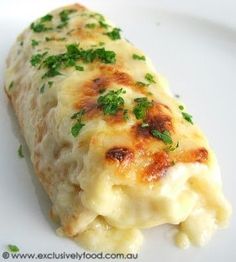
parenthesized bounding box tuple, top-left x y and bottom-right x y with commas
(0, 0, 235, 261)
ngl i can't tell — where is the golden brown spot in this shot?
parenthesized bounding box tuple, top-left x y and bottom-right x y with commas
(142, 151, 171, 182)
(74, 69, 139, 120)
(74, 66, 151, 122)
(112, 71, 134, 86)
(83, 77, 110, 96)
(106, 147, 134, 163)
(132, 103, 173, 141)
(146, 103, 173, 132)
(71, 28, 101, 40)
(105, 110, 124, 124)
(99, 65, 147, 95)
(177, 147, 208, 163)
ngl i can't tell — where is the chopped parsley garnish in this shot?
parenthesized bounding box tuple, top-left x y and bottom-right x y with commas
(99, 20, 109, 29)
(30, 14, 53, 33)
(40, 84, 45, 94)
(48, 81, 53, 87)
(105, 28, 121, 40)
(97, 88, 126, 115)
(41, 14, 53, 22)
(20, 41, 24, 46)
(90, 13, 105, 21)
(9, 81, 14, 90)
(182, 112, 193, 124)
(166, 141, 179, 152)
(40, 81, 53, 93)
(178, 105, 193, 124)
(151, 130, 173, 145)
(18, 145, 24, 158)
(31, 23, 51, 33)
(75, 65, 84, 71)
(71, 122, 85, 137)
(30, 44, 116, 78)
(88, 12, 109, 28)
(132, 54, 145, 61)
(145, 73, 156, 84)
(71, 109, 85, 120)
(31, 39, 39, 47)
(30, 52, 48, 66)
(45, 37, 66, 41)
(71, 109, 85, 137)
(57, 9, 77, 29)
(85, 23, 96, 29)
(8, 244, 19, 253)
(123, 109, 129, 120)
(133, 97, 153, 120)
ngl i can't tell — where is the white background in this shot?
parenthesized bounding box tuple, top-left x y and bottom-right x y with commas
(0, 0, 235, 261)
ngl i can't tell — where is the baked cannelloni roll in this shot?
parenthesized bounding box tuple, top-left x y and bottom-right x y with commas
(5, 3, 231, 252)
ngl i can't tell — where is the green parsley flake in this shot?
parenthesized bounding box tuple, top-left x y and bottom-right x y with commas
(40, 84, 45, 94)
(30, 14, 53, 33)
(178, 105, 193, 124)
(18, 145, 24, 158)
(31, 23, 51, 33)
(99, 20, 109, 29)
(31, 39, 39, 47)
(45, 37, 66, 42)
(132, 54, 146, 61)
(40, 82, 53, 93)
(91, 13, 105, 21)
(9, 81, 14, 90)
(71, 109, 85, 120)
(133, 97, 153, 120)
(30, 52, 48, 66)
(123, 109, 129, 120)
(57, 9, 77, 29)
(71, 109, 85, 137)
(48, 81, 53, 88)
(145, 73, 156, 84)
(75, 65, 84, 71)
(151, 130, 173, 145)
(30, 44, 116, 78)
(167, 141, 179, 152)
(97, 89, 126, 115)
(105, 28, 121, 40)
(71, 122, 85, 137)
(8, 245, 19, 253)
(85, 23, 96, 29)
(41, 14, 53, 22)
(182, 112, 193, 124)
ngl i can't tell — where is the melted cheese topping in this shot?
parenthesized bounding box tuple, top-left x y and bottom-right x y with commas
(5, 3, 231, 252)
